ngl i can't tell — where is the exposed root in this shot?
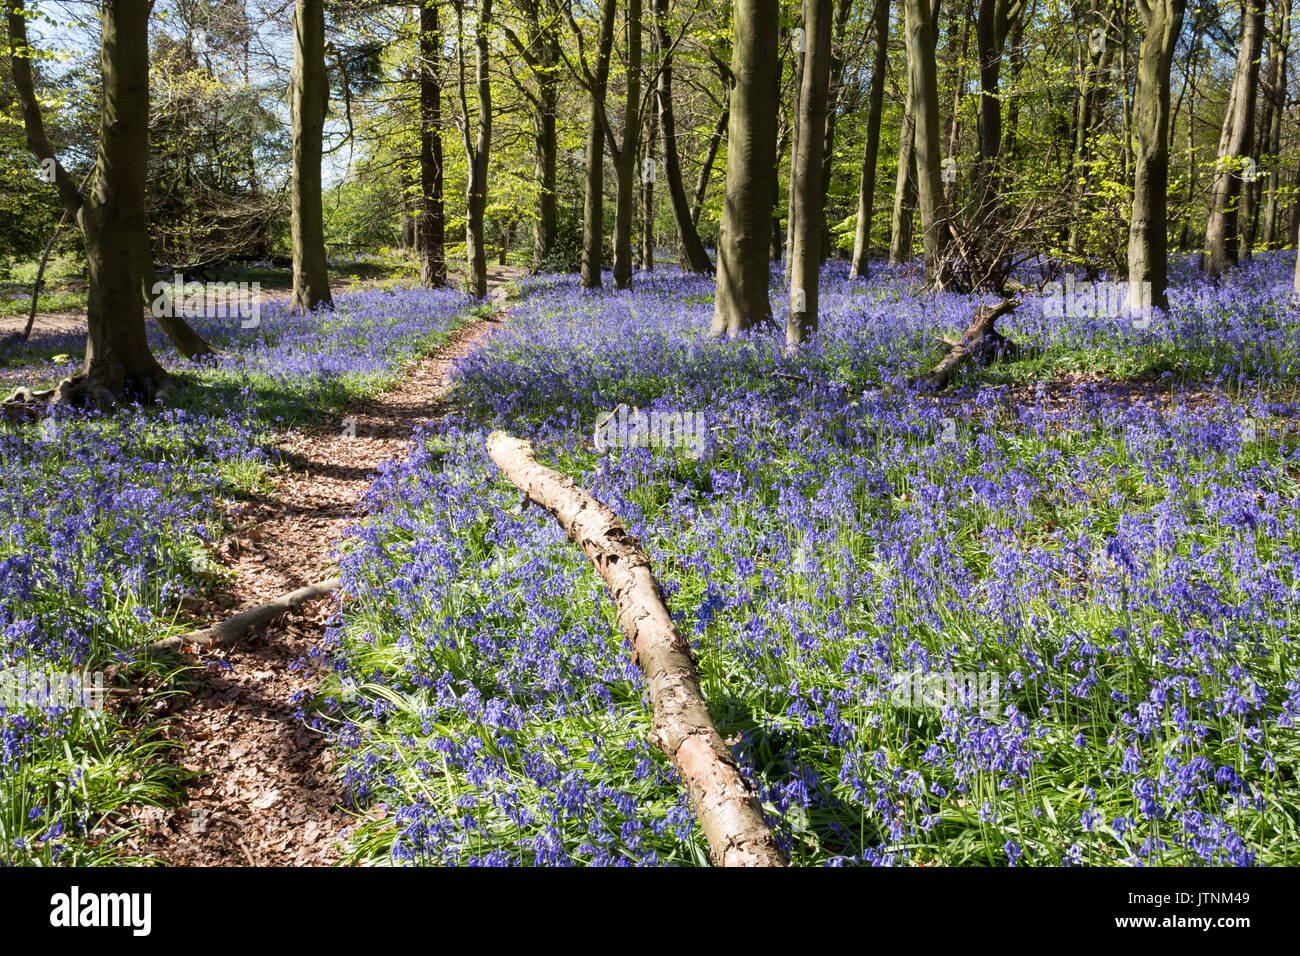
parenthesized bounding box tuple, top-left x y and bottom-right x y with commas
(2, 371, 174, 415)
(146, 577, 342, 655)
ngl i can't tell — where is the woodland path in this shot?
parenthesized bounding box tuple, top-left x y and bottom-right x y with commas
(119, 284, 513, 866)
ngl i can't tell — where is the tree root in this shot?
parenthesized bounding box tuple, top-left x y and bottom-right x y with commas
(2, 372, 177, 416)
(486, 430, 787, 867)
(911, 299, 1020, 390)
(146, 577, 341, 655)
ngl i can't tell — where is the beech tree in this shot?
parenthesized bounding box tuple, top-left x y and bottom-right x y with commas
(1258, 0, 1290, 251)
(610, 0, 642, 289)
(655, 0, 715, 274)
(5, 0, 167, 404)
(903, 0, 948, 286)
(1128, 0, 1185, 311)
(569, 0, 617, 290)
(850, 0, 890, 277)
(1202, 0, 1265, 278)
(417, 0, 447, 287)
(711, 0, 780, 336)
(454, 0, 493, 299)
(974, 0, 1024, 225)
(290, 0, 334, 312)
(786, 0, 834, 347)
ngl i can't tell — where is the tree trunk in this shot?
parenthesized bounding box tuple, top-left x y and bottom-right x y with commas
(889, 74, 918, 265)
(581, 0, 617, 289)
(1294, 222, 1300, 292)
(485, 431, 787, 867)
(1259, 0, 1289, 251)
(654, 0, 715, 274)
(1129, 0, 1185, 311)
(850, 0, 891, 278)
(5, 0, 167, 404)
(1202, 0, 1264, 278)
(786, 0, 834, 348)
(690, 100, 729, 227)
(783, 31, 804, 280)
(458, 0, 492, 299)
(418, 0, 447, 287)
(770, 120, 791, 262)
(290, 0, 333, 313)
(712, 0, 780, 336)
(904, 0, 949, 286)
(641, 95, 658, 271)
(530, 1, 559, 269)
(612, 0, 642, 289)
(1000, 11, 1025, 159)
(818, 0, 854, 260)
(1290, 155, 1300, 248)
(976, 0, 1023, 230)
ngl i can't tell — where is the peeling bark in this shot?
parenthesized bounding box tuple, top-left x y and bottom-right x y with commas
(486, 431, 786, 867)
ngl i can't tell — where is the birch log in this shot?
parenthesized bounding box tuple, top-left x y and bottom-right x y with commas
(486, 430, 787, 867)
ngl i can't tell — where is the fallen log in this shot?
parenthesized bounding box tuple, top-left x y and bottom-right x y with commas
(486, 430, 787, 867)
(911, 298, 1020, 390)
(146, 577, 341, 654)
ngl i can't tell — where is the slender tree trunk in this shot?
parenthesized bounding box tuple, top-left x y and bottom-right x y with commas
(1260, 0, 1289, 250)
(1202, 0, 1265, 278)
(457, 0, 492, 299)
(818, 0, 854, 260)
(530, 1, 559, 268)
(290, 0, 333, 312)
(654, 0, 715, 273)
(1177, 10, 1203, 251)
(612, 0, 642, 289)
(641, 95, 658, 270)
(499, 219, 513, 264)
(1294, 221, 1300, 292)
(976, 0, 1023, 231)
(1291, 156, 1300, 248)
(1129, 0, 1185, 311)
(783, 25, 804, 278)
(850, 0, 891, 277)
(418, 0, 446, 287)
(770, 120, 791, 262)
(690, 99, 729, 226)
(943, 0, 973, 171)
(582, 0, 617, 289)
(787, 0, 833, 347)
(889, 76, 918, 264)
(712, 0, 780, 336)
(1242, 43, 1270, 261)
(1000, 11, 1025, 159)
(904, 0, 949, 285)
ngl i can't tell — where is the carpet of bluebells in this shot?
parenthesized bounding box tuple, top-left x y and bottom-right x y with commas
(322, 253, 1300, 866)
(0, 285, 471, 864)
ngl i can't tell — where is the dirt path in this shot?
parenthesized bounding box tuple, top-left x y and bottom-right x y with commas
(120, 306, 508, 867)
